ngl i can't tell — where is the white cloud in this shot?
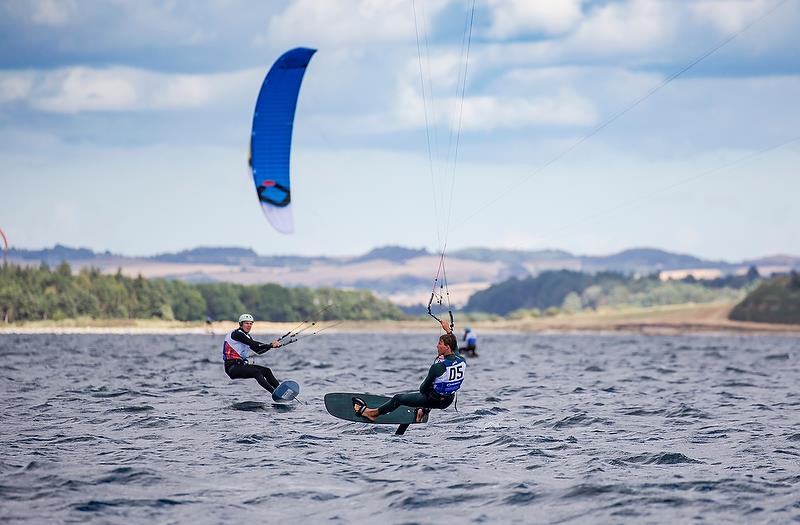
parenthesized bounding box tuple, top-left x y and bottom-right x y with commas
(503, 0, 795, 66)
(29, 0, 77, 26)
(0, 66, 262, 113)
(457, 90, 596, 130)
(484, 0, 582, 38)
(435, 1, 678, 70)
(325, 73, 597, 136)
(566, 0, 675, 56)
(0, 72, 36, 103)
(266, 0, 448, 47)
(688, 0, 773, 34)
(495, 65, 663, 122)
(402, 49, 467, 95)
(385, 64, 671, 134)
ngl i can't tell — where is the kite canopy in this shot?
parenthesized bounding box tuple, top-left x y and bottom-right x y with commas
(249, 47, 317, 234)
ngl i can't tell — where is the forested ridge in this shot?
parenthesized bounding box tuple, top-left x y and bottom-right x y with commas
(3, 262, 795, 325)
(0, 263, 405, 323)
(465, 269, 760, 316)
(729, 272, 800, 324)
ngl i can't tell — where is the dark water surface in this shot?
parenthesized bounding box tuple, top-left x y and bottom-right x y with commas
(1, 333, 799, 523)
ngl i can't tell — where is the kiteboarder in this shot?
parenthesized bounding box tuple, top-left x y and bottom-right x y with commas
(222, 314, 283, 393)
(353, 319, 466, 423)
(462, 326, 478, 357)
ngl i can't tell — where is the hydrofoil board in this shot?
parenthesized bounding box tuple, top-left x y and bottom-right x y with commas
(324, 392, 429, 425)
(272, 380, 300, 403)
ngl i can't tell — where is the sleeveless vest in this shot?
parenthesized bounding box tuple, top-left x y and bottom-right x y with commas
(222, 330, 253, 361)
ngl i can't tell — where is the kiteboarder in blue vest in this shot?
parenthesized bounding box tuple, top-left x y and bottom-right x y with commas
(353, 319, 466, 423)
(222, 314, 283, 393)
(462, 326, 478, 357)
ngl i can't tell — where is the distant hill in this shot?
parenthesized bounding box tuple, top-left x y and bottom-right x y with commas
(148, 247, 332, 268)
(465, 270, 596, 315)
(9, 244, 106, 264)
(451, 246, 753, 275)
(579, 248, 728, 273)
(464, 269, 748, 316)
(744, 255, 800, 267)
(11, 243, 800, 275)
(351, 245, 429, 263)
(153, 247, 259, 264)
(449, 248, 573, 265)
(8, 244, 800, 309)
(729, 273, 800, 324)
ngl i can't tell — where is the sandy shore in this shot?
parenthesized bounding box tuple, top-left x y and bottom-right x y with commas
(1, 303, 798, 336)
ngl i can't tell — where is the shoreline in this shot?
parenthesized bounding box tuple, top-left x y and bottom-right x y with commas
(1, 303, 798, 336)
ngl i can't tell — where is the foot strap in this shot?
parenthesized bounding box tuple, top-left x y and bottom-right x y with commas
(352, 397, 368, 416)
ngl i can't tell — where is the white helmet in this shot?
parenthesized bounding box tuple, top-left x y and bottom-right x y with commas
(238, 313, 254, 323)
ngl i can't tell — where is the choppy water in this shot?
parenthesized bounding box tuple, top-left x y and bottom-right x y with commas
(1, 332, 799, 523)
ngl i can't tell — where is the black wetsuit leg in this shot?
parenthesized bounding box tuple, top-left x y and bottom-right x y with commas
(376, 392, 453, 415)
(225, 362, 281, 393)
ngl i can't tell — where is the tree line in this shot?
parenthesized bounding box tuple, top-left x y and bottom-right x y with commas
(0, 262, 405, 323)
(729, 271, 800, 324)
(464, 269, 759, 316)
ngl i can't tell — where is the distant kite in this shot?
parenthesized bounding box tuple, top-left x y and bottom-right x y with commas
(248, 47, 317, 234)
(0, 227, 7, 266)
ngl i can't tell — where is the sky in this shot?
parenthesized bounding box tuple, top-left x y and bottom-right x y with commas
(0, 0, 798, 262)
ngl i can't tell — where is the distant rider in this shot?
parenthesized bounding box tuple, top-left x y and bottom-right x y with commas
(222, 313, 283, 393)
(353, 319, 466, 423)
(462, 326, 478, 357)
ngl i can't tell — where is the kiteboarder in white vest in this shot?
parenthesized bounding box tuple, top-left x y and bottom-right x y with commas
(462, 326, 478, 357)
(221, 314, 283, 393)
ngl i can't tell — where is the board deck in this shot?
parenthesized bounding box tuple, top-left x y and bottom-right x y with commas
(272, 380, 300, 403)
(324, 393, 429, 425)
